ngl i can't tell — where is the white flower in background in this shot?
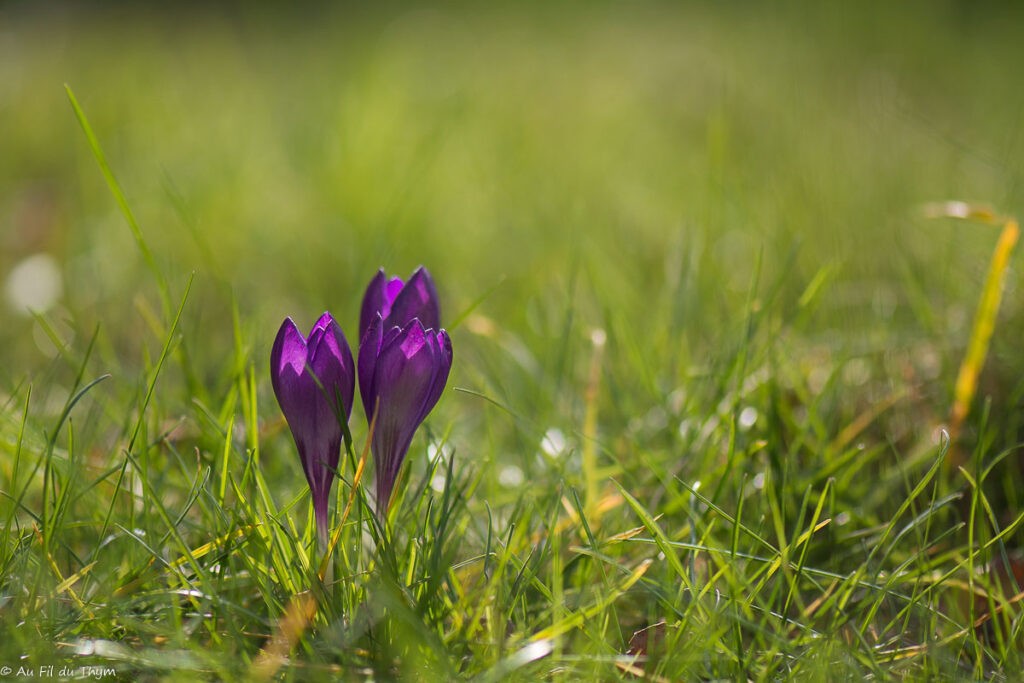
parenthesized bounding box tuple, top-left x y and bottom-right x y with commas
(5, 253, 62, 315)
(498, 465, 524, 487)
(540, 428, 567, 458)
(738, 406, 758, 431)
(427, 441, 454, 463)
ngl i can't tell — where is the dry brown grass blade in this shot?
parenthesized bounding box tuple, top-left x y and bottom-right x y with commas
(249, 591, 318, 680)
(829, 391, 905, 453)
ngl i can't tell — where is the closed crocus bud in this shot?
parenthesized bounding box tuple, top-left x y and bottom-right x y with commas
(358, 315, 452, 517)
(359, 266, 441, 345)
(270, 312, 355, 546)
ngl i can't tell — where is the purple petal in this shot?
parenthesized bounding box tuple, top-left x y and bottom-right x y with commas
(359, 269, 389, 343)
(358, 313, 384, 421)
(385, 266, 440, 332)
(360, 269, 409, 342)
(271, 317, 307, 385)
(419, 329, 452, 424)
(359, 317, 407, 425)
(311, 311, 335, 335)
(308, 314, 355, 423)
(384, 276, 405, 307)
(271, 318, 319, 447)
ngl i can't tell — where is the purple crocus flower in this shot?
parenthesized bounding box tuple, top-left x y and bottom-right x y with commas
(358, 268, 452, 516)
(359, 266, 441, 344)
(270, 312, 355, 545)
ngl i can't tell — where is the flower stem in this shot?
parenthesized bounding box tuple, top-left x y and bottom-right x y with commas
(314, 500, 332, 586)
(314, 500, 330, 554)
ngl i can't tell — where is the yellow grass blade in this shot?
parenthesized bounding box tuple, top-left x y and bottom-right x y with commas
(168, 524, 258, 571)
(951, 218, 1018, 431)
(924, 204, 1020, 467)
(527, 558, 652, 643)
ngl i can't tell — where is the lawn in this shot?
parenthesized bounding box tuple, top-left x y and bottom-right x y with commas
(3, 2, 1024, 680)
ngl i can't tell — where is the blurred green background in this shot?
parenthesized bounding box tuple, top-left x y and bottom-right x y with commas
(3, 0, 1024, 499)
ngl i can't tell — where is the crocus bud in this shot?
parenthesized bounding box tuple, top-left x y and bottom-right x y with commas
(359, 266, 441, 345)
(358, 273, 452, 516)
(270, 312, 355, 545)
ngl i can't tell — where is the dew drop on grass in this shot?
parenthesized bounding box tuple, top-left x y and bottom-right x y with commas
(430, 475, 446, 493)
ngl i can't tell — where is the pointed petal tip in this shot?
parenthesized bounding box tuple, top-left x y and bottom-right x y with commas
(362, 270, 401, 338)
(272, 317, 307, 375)
(407, 266, 437, 292)
(411, 264, 433, 279)
(276, 316, 300, 335)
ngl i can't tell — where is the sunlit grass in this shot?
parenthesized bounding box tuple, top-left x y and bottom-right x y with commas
(3, 2, 1024, 680)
